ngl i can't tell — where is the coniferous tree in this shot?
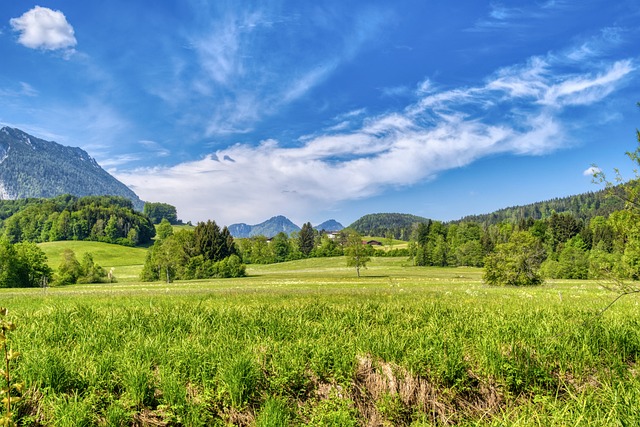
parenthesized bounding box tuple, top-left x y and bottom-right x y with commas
(298, 222, 315, 257)
(194, 220, 222, 262)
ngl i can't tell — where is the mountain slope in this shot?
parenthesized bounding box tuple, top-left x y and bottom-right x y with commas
(229, 215, 301, 238)
(314, 219, 344, 231)
(0, 127, 143, 210)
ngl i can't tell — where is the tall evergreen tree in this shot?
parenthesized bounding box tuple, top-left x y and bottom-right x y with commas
(194, 220, 231, 262)
(298, 222, 315, 257)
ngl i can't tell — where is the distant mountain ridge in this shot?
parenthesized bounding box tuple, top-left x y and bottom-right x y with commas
(228, 216, 344, 238)
(314, 219, 344, 231)
(228, 215, 301, 238)
(0, 127, 143, 210)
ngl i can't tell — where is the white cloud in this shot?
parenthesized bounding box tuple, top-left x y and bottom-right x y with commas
(10, 6, 77, 54)
(583, 166, 601, 176)
(541, 60, 634, 106)
(115, 45, 634, 225)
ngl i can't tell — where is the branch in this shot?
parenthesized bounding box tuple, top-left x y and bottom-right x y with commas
(595, 289, 640, 318)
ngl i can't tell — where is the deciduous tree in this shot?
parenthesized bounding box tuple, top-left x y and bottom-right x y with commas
(483, 231, 545, 286)
(345, 230, 371, 277)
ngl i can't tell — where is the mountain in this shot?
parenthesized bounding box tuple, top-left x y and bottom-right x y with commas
(228, 215, 301, 238)
(0, 127, 143, 210)
(349, 213, 431, 240)
(314, 219, 344, 231)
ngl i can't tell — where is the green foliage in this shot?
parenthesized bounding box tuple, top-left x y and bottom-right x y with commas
(457, 187, 625, 226)
(55, 249, 109, 286)
(13, 242, 52, 287)
(255, 397, 291, 427)
(141, 226, 245, 282)
(304, 393, 357, 426)
(0, 240, 52, 288)
(298, 222, 316, 257)
(55, 248, 83, 285)
(271, 232, 292, 262)
(155, 218, 174, 240)
(0, 308, 23, 427)
(344, 230, 372, 277)
(0, 194, 155, 246)
(312, 234, 344, 258)
(483, 231, 545, 286)
(349, 213, 430, 240)
(4, 264, 640, 425)
(220, 354, 260, 409)
(194, 220, 236, 263)
(143, 202, 178, 224)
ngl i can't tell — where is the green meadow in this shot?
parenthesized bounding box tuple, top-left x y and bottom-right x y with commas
(2, 245, 639, 425)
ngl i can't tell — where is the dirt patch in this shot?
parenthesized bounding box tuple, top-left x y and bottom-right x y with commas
(352, 355, 504, 426)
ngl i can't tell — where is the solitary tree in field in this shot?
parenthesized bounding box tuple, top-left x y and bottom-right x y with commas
(345, 230, 371, 277)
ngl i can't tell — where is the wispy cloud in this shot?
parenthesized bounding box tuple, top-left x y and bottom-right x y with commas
(138, 140, 171, 158)
(0, 82, 39, 98)
(146, 3, 390, 138)
(10, 6, 77, 57)
(563, 27, 626, 62)
(116, 42, 635, 225)
(469, 1, 575, 32)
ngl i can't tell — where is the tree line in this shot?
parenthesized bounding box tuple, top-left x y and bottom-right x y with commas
(0, 194, 155, 246)
(0, 240, 111, 288)
(141, 220, 246, 282)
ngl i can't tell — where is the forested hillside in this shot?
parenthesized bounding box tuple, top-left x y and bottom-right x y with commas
(0, 194, 155, 246)
(348, 213, 431, 240)
(455, 187, 624, 225)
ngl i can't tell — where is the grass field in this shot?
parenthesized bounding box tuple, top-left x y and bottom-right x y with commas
(38, 241, 148, 282)
(1, 253, 639, 426)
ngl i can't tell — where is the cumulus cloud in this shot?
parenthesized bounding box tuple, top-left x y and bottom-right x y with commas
(10, 6, 76, 53)
(583, 166, 601, 176)
(115, 46, 634, 225)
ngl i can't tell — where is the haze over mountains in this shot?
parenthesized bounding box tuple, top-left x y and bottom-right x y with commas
(228, 216, 344, 238)
(0, 127, 143, 210)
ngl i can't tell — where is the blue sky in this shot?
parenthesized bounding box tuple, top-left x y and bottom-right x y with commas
(1, 1, 639, 226)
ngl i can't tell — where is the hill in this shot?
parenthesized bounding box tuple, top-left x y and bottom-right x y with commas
(0, 127, 143, 210)
(454, 186, 625, 225)
(229, 215, 301, 238)
(39, 240, 148, 282)
(349, 213, 431, 240)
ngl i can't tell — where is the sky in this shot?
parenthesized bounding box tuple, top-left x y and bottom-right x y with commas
(1, 1, 640, 227)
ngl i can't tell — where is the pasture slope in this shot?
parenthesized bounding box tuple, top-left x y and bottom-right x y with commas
(1, 247, 639, 425)
(39, 241, 148, 282)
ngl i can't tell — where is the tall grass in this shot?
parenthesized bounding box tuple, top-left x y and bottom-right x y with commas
(2, 257, 639, 425)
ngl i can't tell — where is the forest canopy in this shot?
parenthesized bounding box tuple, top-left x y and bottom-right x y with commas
(0, 194, 155, 246)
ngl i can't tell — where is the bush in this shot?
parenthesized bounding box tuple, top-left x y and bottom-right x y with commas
(483, 231, 545, 286)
